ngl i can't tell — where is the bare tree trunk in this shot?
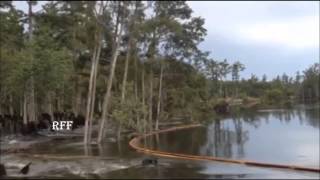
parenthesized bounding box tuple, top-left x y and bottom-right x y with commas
(117, 124, 122, 141)
(134, 53, 138, 102)
(148, 70, 153, 132)
(147, 31, 157, 132)
(72, 82, 77, 115)
(83, 0, 105, 143)
(9, 95, 14, 115)
(121, 38, 132, 103)
(84, 45, 96, 143)
(84, 40, 99, 144)
(141, 66, 146, 134)
(148, 53, 156, 132)
(88, 37, 102, 143)
(117, 36, 133, 140)
(23, 92, 28, 125)
(98, 99, 102, 114)
(57, 96, 62, 112)
(155, 61, 164, 130)
(120, 1, 138, 102)
(61, 87, 65, 112)
(118, 2, 140, 135)
(97, 23, 123, 143)
(19, 98, 23, 117)
(75, 87, 82, 116)
(98, 47, 121, 142)
(27, 1, 36, 123)
(86, 1, 104, 143)
(28, 1, 33, 41)
(141, 66, 148, 146)
(134, 54, 141, 133)
(47, 92, 53, 120)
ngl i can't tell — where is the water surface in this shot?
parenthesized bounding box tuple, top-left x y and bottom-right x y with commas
(146, 105, 319, 169)
(2, 105, 319, 179)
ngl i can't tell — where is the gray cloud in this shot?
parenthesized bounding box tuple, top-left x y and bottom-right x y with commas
(188, 1, 319, 79)
(202, 34, 317, 80)
(13, 1, 319, 80)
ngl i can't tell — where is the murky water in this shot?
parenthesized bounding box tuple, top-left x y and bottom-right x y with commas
(1, 105, 319, 179)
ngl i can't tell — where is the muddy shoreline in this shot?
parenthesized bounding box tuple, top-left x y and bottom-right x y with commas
(0, 120, 185, 178)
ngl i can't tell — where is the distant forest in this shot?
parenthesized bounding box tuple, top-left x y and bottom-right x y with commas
(0, 1, 319, 144)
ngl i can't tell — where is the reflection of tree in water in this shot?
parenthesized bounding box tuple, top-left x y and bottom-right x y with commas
(233, 118, 246, 158)
(149, 127, 208, 155)
(236, 106, 319, 129)
(239, 110, 262, 129)
(269, 107, 319, 128)
(271, 110, 289, 124)
(199, 105, 319, 159)
(200, 119, 248, 159)
(296, 108, 304, 125)
(146, 105, 319, 159)
(304, 107, 320, 128)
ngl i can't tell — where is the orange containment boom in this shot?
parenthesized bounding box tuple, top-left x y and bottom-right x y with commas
(129, 124, 320, 173)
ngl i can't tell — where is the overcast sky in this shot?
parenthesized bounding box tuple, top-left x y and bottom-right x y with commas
(13, 1, 319, 80)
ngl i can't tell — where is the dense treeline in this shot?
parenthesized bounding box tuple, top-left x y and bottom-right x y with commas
(0, 1, 319, 144)
(219, 64, 320, 106)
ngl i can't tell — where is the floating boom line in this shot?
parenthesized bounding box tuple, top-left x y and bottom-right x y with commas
(129, 124, 320, 173)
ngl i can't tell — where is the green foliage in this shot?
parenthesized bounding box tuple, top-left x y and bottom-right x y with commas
(300, 63, 320, 102)
(0, 3, 24, 100)
(0, 1, 318, 136)
(263, 89, 284, 105)
(111, 83, 145, 132)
